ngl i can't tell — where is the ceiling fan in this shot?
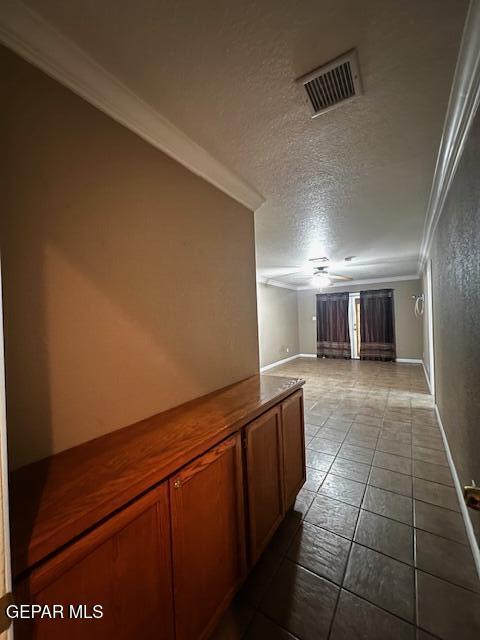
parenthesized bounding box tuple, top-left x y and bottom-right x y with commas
(310, 265, 353, 283)
(280, 258, 353, 285)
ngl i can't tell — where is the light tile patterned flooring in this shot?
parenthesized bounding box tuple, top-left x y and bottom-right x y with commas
(212, 358, 480, 640)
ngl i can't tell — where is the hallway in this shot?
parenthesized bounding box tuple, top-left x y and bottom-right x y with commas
(214, 359, 480, 640)
(1, 2, 479, 636)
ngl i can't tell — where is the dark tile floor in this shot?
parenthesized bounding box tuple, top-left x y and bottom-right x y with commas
(211, 359, 480, 640)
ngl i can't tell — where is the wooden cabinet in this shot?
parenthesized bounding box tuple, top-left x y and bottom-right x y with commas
(281, 390, 306, 508)
(11, 376, 305, 640)
(244, 406, 285, 564)
(16, 484, 174, 640)
(244, 393, 306, 564)
(170, 434, 246, 640)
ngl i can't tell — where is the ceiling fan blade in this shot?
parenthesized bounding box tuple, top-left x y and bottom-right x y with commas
(274, 271, 312, 278)
(328, 274, 353, 281)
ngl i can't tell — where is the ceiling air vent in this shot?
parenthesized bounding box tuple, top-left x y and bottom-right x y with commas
(297, 49, 362, 118)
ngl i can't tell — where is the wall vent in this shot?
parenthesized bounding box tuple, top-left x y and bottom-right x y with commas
(297, 49, 362, 118)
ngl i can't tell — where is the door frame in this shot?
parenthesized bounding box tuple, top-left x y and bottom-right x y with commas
(425, 259, 436, 398)
(0, 257, 13, 639)
(348, 293, 360, 359)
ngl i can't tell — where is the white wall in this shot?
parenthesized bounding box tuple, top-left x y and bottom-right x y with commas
(257, 284, 299, 367)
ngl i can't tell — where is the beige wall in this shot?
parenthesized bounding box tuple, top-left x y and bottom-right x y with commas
(0, 47, 259, 469)
(257, 284, 299, 368)
(297, 279, 423, 359)
(298, 289, 318, 355)
(426, 106, 480, 540)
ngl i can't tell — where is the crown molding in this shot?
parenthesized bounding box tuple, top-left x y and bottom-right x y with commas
(296, 274, 420, 291)
(257, 273, 420, 291)
(257, 277, 298, 291)
(419, 0, 480, 271)
(0, 0, 264, 212)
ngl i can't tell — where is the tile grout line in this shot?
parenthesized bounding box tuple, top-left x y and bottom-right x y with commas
(264, 361, 477, 637)
(310, 473, 472, 550)
(326, 534, 354, 639)
(279, 518, 480, 622)
(412, 490, 418, 629)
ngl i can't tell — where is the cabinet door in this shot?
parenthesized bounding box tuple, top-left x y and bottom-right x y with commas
(170, 434, 246, 640)
(15, 484, 174, 640)
(282, 390, 306, 508)
(245, 406, 284, 564)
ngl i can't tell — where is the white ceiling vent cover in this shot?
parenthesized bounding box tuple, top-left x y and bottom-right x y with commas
(298, 49, 362, 118)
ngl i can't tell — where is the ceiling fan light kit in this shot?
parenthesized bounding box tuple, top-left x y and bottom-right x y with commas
(314, 273, 331, 286)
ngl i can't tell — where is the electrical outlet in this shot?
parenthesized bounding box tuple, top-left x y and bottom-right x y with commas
(286, 347, 290, 353)
(312, 316, 316, 321)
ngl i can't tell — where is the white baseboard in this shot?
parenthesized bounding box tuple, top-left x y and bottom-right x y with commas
(434, 404, 480, 580)
(260, 353, 317, 372)
(260, 354, 301, 372)
(422, 360, 433, 394)
(263, 354, 423, 368)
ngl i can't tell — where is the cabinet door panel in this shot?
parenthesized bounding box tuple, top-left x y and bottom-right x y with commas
(15, 484, 173, 640)
(170, 434, 246, 640)
(245, 406, 284, 564)
(282, 390, 306, 508)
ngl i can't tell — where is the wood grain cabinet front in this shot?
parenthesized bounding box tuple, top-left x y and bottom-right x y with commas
(11, 379, 305, 640)
(281, 390, 306, 508)
(244, 393, 306, 565)
(244, 405, 285, 564)
(169, 433, 246, 640)
(15, 483, 174, 640)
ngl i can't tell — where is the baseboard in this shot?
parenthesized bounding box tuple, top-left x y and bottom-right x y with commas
(260, 354, 301, 372)
(434, 404, 480, 580)
(421, 360, 433, 394)
(263, 354, 423, 368)
(260, 353, 318, 372)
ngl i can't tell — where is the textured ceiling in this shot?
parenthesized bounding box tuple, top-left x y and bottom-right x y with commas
(22, 0, 468, 285)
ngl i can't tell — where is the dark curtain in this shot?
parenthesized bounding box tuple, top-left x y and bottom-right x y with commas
(360, 289, 396, 361)
(316, 292, 351, 359)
